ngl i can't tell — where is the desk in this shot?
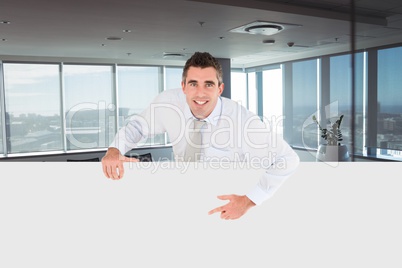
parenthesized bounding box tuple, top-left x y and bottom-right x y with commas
(0, 162, 401, 268)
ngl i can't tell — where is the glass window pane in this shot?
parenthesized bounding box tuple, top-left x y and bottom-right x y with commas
(263, 68, 283, 135)
(0, 94, 3, 155)
(64, 65, 114, 150)
(117, 66, 160, 120)
(247, 72, 257, 114)
(377, 47, 402, 159)
(231, 72, 247, 108)
(293, 59, 318, 148)
(353, 53, 365, 156)
(3, 63, 63, 154)
(117, 66, 163, 146)
(165, 67, 183, 90)
(330, 53, 364, 155)
(0, 117, 2, 155)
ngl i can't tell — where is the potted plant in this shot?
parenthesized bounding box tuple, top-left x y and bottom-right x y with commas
(312, 114, 349, 161)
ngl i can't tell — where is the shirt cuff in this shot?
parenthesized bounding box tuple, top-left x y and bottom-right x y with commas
(109, 135, 128, 156)
(246, 185, 270, 206)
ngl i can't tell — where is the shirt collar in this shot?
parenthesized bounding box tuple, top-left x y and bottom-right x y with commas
(184, 97, 222, 126)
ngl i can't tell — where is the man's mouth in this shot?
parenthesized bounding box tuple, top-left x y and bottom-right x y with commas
(194, 100, 208, 105)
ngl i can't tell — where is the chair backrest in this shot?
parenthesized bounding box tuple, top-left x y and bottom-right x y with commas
(126, 153, 152, 162)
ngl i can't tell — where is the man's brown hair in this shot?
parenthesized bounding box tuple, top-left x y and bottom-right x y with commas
(182, 52, 223, 85)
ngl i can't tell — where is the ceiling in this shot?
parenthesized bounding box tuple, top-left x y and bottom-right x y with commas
(1, 0, 402, 68)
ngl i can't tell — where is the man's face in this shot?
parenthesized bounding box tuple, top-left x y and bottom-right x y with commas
(181, 66, 224, 120)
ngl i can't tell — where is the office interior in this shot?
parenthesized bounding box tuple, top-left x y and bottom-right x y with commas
(0, 0, 402, 162)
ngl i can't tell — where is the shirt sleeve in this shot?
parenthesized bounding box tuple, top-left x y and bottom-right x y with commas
(109, 115, 151, 155)
(246, 142, 300, 205)
(109, 91, 173, 155)
(240, 112, 300, 205)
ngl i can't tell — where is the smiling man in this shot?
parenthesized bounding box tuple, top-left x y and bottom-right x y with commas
(102, 52, 300, 220)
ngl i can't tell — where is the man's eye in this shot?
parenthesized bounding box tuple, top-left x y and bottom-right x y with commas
(206, 83, 214, 87)
(189, 82, 197, 86)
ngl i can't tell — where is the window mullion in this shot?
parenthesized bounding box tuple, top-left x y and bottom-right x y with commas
(113, 64, 119, 132)
(366, 49, 378, 156)
(60, 63, 67, 153)
(256, 71, 263, 119)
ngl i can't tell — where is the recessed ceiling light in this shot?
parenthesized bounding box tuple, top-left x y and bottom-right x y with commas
(0, 20, 11, 24)
(123, 29, 131, 33)
(1, 38, 7, 41)
(106, 36, 123, 41)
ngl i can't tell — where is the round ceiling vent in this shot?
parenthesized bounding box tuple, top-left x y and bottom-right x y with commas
(245, 24, 283, 35)
(229, 20, 301, 36)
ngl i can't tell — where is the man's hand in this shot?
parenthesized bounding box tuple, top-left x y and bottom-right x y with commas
(208, 194, 256, 220)
(101, 147, 139, 180)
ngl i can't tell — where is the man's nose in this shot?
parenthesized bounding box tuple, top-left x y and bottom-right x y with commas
(194, 85, 207, 95)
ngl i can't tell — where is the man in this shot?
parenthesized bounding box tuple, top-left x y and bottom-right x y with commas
(102, 52, 300, 220)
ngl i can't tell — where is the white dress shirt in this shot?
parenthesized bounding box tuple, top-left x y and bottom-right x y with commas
(110, 88, 300, 205)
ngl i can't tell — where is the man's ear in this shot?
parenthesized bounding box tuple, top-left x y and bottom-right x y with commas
(181, 81, 186, 93)
(218, 83, 224, 95)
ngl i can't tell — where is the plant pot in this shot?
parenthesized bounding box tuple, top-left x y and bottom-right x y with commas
(316, 144, 350, 162)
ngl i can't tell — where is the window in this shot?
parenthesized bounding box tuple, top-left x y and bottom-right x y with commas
(247, 72, 257, 114)
(3, 63, 62, 154)
(0, 64, 3, 155)
(117, 66, 161, 122)
(231, 71, 248, 108)
(117, 65, 164, 146)
(64, 64, 114, 150)
(292, 59, 318, 149)
(165, 67, 183, 90)
(263, 67, 283, 135)
(377, 47, 402, 159)
(329, 53, 365, 155)
(0, 109, 2, 154)
(0, 82, 3, 155)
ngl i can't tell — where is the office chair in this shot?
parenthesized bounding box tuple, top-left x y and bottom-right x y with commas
(126, 153, 152, 162)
